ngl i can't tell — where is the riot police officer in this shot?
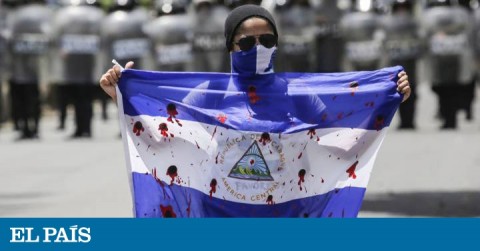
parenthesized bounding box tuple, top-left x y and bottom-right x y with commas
(99, 0, 150, 121)
(191, 0, 230, 72)
(143, 0, 193, 72)
(474, 2, 480, 122)
(422, 0, 475, 129)
(340, 0, 383, 72)
(7, 0, 52, 139)
(273, 0, 316, 72)
(50, 0, 104, 138)
(458, 0, 477, 121)
(225, 0, 262, 10)
(381, 0, 422, 129)
(313, 0, 345, 73)
(0, 0, 9, 126)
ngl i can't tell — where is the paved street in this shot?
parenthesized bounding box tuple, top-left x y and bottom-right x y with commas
(0, 83, 479, 217)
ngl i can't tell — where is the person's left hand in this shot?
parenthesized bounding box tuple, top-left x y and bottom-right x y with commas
(397, 71, 411, 103)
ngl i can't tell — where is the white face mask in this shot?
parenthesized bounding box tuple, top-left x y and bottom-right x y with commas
(230, 45, 277, 76)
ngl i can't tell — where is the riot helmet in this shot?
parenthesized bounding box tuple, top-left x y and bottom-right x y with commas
(2, 0, 20, 7)
(109, 0, 137, 12)
(17, 0, 47, 5)
(193, 0, 215, 11)
(274, 0, 310, 10)
(391, 0, 413, 13)
(155, 0, 188, 16)
(457, 0, 478, 10)
(350, 0, 384, 13)
(59, 0, 101, 7)
(426, 0, 451, 7)
(225, 0, 262, 10)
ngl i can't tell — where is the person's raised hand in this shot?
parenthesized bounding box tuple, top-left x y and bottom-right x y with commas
(397, 71, 411, 103)
(99, 61, 134, 101)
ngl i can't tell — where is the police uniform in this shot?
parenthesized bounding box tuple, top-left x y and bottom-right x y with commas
(340, 0, 382, 71)
(273, 0, 316, 72)
(143, 0, 193, 72)
(381, 0, 421, 129)
(99, 1, 150, 120)
(191, 0, 229, 72)
(50, 0, 104, 137)
(313, 0, 344, 73)
(422, 0, 475, 129)
(8, 1, 51, 139)
(0, 4, 9, 124)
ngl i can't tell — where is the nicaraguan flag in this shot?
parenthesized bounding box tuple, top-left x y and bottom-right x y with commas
(116, 66, 403, 218)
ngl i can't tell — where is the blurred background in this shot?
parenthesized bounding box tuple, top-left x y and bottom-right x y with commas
(0, 0, 479, 217)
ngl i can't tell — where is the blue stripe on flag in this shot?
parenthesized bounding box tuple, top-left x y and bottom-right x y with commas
(118, 66, 403, 132)
(132, 172, 366, 218)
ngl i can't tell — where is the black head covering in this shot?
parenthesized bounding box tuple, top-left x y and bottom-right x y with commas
(224, 4, 278, 51)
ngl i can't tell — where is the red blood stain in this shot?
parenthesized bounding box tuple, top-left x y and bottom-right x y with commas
(160, 205, 177, 218)
(186, 194, 192, 217)
(166, 165, 178, 185)
(346, 160, 359, 179)
(250, 159, 255, 165)
(166, 103, 182, 126)
(158, 123, 172, 137)
(217, 114, 227, 124)
(321, 177, 325, 183)
(211, 126, 217, 140)
(298, 143, 308, 159)
(209, 179, 217, 199)
(298, 169, 306, 190)
(307, 129, 316, 139)
(166, 103, 178, 123)
(266, 195, 274, 205)
(316, 136, 320, 142)
(374, 115, 385, 131)
(349, 81, 359, 96)
(259, 132, 271, 145)
(175, 176, 184, 185)
(152, 168, 169, 199)
(247, 85, 260, 104)
(133, 121, 144, 136)
(337, 112, 344, 120)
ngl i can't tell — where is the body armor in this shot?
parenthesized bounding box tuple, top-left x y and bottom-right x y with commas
(274, 1, 316, 72)
(50, 4, 104, 84)
(340, 10, 382, 71)
(191, 3, 229, 72)
(422, 5, 475, 85)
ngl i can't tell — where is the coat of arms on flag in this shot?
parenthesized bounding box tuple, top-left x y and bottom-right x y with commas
(116, 66, 403, 218)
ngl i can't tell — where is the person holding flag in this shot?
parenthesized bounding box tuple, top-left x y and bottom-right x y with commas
(99, 4, 411, 218)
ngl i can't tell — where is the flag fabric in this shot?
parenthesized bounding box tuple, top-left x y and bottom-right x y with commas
(116, 66, 403, 218)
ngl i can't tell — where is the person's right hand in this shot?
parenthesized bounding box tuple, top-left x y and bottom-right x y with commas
(99, 61, 134, 101)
